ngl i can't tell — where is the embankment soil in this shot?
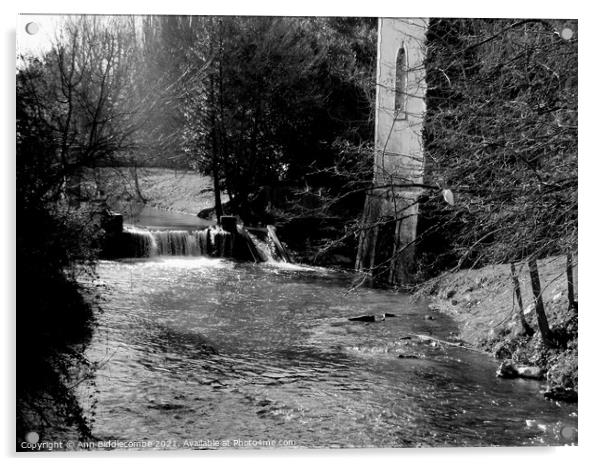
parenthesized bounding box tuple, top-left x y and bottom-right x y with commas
(416, 255, 578, 401)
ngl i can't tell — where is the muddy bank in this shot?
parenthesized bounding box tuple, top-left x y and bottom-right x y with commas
(416, 255, 578, 402)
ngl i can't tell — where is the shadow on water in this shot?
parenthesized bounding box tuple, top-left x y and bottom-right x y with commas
(79, 256, 577, 448)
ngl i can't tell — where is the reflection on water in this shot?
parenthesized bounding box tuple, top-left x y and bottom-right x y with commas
(125, 205, 214, 230)
(81, 257, 577, 448)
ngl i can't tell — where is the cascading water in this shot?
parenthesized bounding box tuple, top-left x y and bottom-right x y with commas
(121, 224, 279, 261)
(199, 228, 209, 255)
(247, 231, 277, 263)
(123, 225, 158, 257)
(123, 225, 233, 258)
(153, 230, 204, 256)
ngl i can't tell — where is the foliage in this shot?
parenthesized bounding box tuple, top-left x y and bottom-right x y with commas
(138, 16, 377, 223)
(16, 16, 146, 441)
(417, 19, 578, 276)
(296, 18, 577, 278)
(17, 72, 99, 441)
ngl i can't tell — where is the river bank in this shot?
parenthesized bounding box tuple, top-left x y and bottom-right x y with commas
(416, 255, 578, 403)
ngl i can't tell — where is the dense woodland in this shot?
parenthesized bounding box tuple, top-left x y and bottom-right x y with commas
(16, 16, 577, 438)
(418, 19, 577, 278)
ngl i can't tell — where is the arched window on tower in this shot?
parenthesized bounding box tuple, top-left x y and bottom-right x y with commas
(394, 45, 407, 119)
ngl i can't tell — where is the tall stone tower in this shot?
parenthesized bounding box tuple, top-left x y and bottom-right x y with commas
(355, 18, 428, 285)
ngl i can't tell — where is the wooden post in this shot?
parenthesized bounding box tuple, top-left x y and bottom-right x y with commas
(510, 262, 534, 336)
(528, 257, 555, 347)
(220, 216, 237, 234)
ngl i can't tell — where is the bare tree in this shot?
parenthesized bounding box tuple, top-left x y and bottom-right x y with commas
(510, 262, 534, 336)
(528, 257, 555, 346)
(304, 18, 577, 285)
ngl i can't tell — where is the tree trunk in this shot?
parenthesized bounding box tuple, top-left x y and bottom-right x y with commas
(510, 262, 534, 336)
(528, 257, 555, 346)
(130, 164, 147, 203)
(208, 71, 223, 223)
(566, 252, 577, 312)
(211, 154, 223, 223)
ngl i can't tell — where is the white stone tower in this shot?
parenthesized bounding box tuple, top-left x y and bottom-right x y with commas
(355, 18, 428, 285)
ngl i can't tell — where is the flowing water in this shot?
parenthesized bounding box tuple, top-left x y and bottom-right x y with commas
(80, 254, 578, 449)
(77, 207, 579, 448)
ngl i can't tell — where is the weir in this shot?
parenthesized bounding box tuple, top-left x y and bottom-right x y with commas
(122, 226, 220, 258)
(121, 225, 242, 259)
(103, 214, 288, 263)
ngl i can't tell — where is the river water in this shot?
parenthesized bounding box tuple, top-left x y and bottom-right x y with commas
(80, 255, 577, 449)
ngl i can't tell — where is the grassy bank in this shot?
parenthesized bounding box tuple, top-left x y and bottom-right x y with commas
(417, 255, 578, 401)
(85, 167, 217, 216)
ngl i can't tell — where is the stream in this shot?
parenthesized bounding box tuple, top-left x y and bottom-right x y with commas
(77, 208, 577, 449)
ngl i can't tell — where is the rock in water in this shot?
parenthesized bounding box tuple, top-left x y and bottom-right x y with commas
(497, 361, 545, 380)
(516, 366, 544, 379)
(496, 360, 518, 378)
(492, 341, 514, 360)
(544, 387, 578, 403)
(398, 352, 423, 359)
(348, 314, 386, 322)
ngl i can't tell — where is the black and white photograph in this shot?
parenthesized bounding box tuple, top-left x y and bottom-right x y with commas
(13, 5, 581, 455)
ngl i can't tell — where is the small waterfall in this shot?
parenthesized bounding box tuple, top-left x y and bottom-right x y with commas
(209, 228, 222, 257)
(199, 229, 209, 255)
(122, 225, 232, 258)
(119, 223, 287, 263)
(248, 232, 277, 262)
(153, 230, 203, 256)
(123, 225, 157, 257)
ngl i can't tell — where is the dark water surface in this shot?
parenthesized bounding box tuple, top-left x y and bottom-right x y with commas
(81, 257, 577, 449)
(125, 205, 214, 230)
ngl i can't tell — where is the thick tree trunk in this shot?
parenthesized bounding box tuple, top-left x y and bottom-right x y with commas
(528, 257, 555, 346)
(510, 262, 534, 336)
